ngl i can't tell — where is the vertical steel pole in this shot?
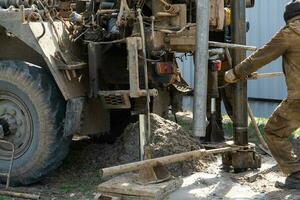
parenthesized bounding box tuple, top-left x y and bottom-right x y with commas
(231, 0, 248, 145)
(139, 114, 146, 160)
(193, 0, 210, 137)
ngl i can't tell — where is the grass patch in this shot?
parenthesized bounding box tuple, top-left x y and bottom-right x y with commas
(294, 128, 300, 137)
(173, 114, 270, 145)
(176, 118, 193, 134)
(59, 185, 77, 193)
(58, 182, 95, 199)
(0, 196, 6, 200)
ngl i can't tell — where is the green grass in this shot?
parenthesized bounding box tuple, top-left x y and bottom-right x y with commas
(174, 114, 270, 145)
(294, 128, 300, 137)
(57, 182, 94, 199)
(174, 114, 300, 150)
(176, 117, 193, 134)
(59, 185, 77, 193)
(0, 196, 6, 200)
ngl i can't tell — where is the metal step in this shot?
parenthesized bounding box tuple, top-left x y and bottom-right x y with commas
(98, 89, 158, 109)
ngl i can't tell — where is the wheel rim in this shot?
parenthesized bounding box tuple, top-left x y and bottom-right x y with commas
(0, 92, 33, 160)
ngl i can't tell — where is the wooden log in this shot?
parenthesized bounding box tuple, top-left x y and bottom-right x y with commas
(100, 147, 238, 177)
(0, 190, 40, 199)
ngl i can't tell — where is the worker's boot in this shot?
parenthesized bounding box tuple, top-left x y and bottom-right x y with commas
(275, 171, 300, 189)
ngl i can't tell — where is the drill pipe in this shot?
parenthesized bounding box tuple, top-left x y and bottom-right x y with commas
(100, 147, 238, 177)
(232, 0, 248, 146)
(193, 0, 209, 137)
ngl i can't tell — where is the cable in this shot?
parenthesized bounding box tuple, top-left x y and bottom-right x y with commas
(27, 12, 45, 40)
(138, 55, 161, 62)
(218, 83, 230, 89)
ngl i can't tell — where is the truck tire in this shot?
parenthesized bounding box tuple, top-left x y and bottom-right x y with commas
(0, 61, 70, 185)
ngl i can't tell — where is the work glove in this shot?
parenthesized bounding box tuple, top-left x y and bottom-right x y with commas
(224, 69, 238, 83)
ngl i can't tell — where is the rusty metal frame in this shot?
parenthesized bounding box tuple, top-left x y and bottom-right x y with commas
(127, 37, 142, 98)
(0, 140, 15, 189)
(0, 10, 86, 100)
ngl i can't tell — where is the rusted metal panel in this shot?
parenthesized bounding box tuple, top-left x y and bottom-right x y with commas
(0, 27, 46, 66)
(209, 0, 225, 30)
(80, 98, 110, 135)
(0, 11, 86, 100)
(88, 42, 101, 98)
(64, 97, 85, 137)
(127, 37, 142, 98)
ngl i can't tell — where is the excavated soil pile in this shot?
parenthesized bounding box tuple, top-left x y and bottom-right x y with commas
(12, 113, 213, 199)
(65, 114, 212, 179)
(118, 113, 212, 176)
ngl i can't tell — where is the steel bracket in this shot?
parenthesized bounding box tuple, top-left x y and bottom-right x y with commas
(137, 146, 171, 185)
(127, 37, 143, 98)
(222, 141, 261, 173)
(138, 164, 171, 185)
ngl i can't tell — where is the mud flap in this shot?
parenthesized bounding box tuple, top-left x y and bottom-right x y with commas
(64, 97, 85, 137)
(171, 76, 193, 113)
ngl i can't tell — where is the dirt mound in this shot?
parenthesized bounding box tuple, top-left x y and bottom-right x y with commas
(7, 113, 212, 199)
(119, 114, 211, 176)
(62, 114, 212, 179)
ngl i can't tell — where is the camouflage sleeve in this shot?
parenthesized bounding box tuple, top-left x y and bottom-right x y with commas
(234, 27, 291, 79)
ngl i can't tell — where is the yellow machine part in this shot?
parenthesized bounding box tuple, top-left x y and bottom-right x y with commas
(224, 7, 231, 26)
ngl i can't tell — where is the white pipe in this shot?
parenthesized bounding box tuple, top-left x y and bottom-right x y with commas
(193, 0, 210, 137)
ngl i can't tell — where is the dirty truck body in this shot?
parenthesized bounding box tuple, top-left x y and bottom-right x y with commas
(0, 0, 252, 185)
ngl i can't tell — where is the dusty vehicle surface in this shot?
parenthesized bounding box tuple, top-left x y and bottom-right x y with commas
(0, 0, 253, 185)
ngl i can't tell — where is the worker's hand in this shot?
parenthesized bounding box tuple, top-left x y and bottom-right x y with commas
(224, 69, 238, 83)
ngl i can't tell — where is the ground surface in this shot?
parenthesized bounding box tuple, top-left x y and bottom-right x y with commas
(0, 112, 300, 200)
(169, 156, 300, 200)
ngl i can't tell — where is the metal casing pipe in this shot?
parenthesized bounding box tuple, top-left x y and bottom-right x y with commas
(100, 147, 237, 177)
(192, 0, 210, 137)
(231, 0, 248, 145)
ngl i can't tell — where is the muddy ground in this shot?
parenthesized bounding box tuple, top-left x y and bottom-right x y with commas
(0, 112, 300, 200)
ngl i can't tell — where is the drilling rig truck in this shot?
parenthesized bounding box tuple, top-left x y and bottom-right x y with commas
(0, 0, 254, 185)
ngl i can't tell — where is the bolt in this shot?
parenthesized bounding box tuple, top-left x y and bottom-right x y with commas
(17, 119, 22, 126)
(10, 109, 16, 116)
(16, 132, 21, 138)
(6, 108, 16, 116)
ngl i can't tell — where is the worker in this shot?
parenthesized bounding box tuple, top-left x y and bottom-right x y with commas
(224, 0, 300, 189)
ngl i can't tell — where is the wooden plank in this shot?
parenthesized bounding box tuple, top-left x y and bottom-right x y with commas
(98, 173, 183, 200)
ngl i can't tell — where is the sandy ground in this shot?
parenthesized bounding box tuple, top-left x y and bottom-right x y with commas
(169, 156, 300, 200)
(1, 141, 299, 200)
(1, 113, 300, 200)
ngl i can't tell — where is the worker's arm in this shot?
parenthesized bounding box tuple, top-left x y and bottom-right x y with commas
(232, 27, 291, 80)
